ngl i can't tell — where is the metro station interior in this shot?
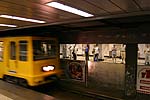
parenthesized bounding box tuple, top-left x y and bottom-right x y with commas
(0, 0, 150, 100)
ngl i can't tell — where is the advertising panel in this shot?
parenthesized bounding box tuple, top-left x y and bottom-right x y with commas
(137, 66, 150, 94)
(61, 59, 85, 82)
(67, 61, 85, 81)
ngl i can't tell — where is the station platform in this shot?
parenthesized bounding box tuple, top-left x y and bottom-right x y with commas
(60, 80, 150, 100)
(0, 80, 56, 100)
(0, 79, 149, 100)
(60, 57, 150, 100)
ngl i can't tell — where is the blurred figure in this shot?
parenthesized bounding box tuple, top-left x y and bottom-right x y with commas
(144, 45, 150, 65)
(120, 44, 126, 64)
(68, 45, 73, 59)
(72, 44, 78, 60)
(85, 44, 89, 60)
(62, 44, 67, 58)
(93, 44, 100, 61)
(112, 45, 117, 63)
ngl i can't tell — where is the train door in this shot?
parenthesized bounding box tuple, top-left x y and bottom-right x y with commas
(18, 40, 29, 75)
(8, 41, 17, 74)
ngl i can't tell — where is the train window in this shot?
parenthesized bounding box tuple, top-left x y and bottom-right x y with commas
(19, 41, 27, 61)
(33, 40, 56, 60)
(10, 42, 16, 60)
(0, 41, 4, 61)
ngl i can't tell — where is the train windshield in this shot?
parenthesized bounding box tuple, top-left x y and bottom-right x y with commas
(33, 40, 57, 60)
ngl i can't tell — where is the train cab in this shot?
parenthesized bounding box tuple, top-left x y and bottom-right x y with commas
(0, 36, 62, 86)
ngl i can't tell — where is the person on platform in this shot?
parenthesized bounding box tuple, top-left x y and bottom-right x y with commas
(144, 45, 150, 65)
(112, 45, 117, 63)
(120, 44, 126, 64)
(72, 44, 78, 60)
(85, 44, 89, 60)
(93, 44, 100, 61)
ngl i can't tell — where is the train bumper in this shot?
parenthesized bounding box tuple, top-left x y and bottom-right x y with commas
(28, 70, 63, 86)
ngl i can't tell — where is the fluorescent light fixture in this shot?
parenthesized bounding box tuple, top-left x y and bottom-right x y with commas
(0, 15, 46, 23)
(0, 24, 17, 27)
(46, 2, 94, 17)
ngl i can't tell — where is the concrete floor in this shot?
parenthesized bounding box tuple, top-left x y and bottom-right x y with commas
(0, 80, 55, 100)
(0, 80, 97, 100)
(32, 82, 98, 100)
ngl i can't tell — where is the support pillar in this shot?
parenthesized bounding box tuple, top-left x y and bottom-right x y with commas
(85, 60, 88, 87)
(125, 43, 137, 98)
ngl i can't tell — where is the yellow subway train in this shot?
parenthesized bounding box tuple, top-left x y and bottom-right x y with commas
(0, 36, 62, 86)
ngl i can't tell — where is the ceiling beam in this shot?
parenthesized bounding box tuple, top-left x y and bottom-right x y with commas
(0, 10, 150, 32)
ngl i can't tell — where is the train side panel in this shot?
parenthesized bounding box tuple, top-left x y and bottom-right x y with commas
(0, 39, 5, 78)
(16, 37, 33, 78)
(2, 37, 33, 83)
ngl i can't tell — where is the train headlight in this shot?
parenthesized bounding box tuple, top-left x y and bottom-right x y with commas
(42, 65, 55, 72)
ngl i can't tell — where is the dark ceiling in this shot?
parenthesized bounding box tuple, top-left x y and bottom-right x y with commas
(0, 0, 150, 35)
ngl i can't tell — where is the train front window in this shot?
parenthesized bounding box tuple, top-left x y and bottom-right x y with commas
(33, 40, 57, 60)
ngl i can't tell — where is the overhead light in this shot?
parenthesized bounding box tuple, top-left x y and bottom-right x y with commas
(0, 15, 46, 23)
(46, 2, 94, 17)
(0, 24, 17, 27)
